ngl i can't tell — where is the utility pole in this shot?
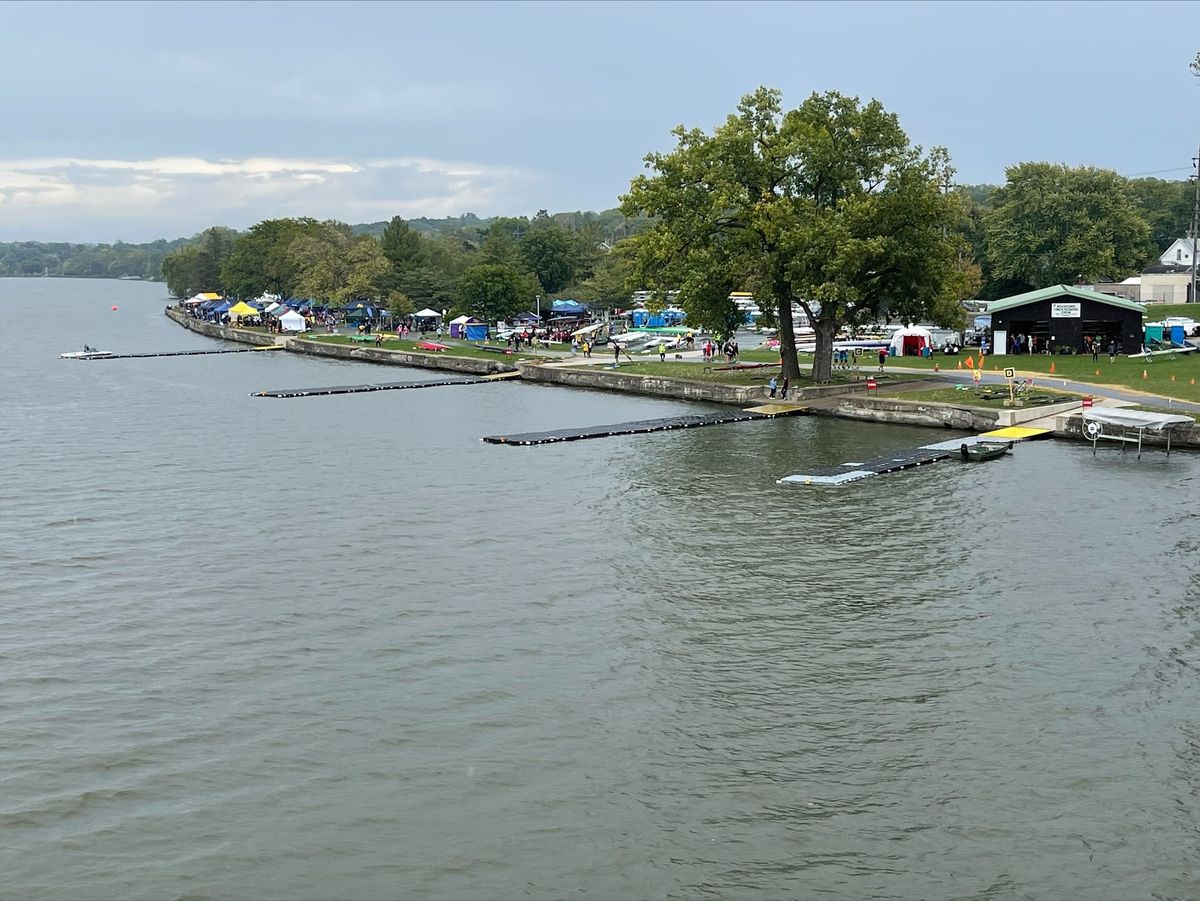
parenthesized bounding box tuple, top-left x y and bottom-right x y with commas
(1191, 145, 1199, 303)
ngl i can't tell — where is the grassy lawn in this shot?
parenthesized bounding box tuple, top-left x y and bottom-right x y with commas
(879, 350, 1200, 402)
(571, 358, 929, 388)
(889, 385, 1082, 409)
(1144, 303, 1200, 322)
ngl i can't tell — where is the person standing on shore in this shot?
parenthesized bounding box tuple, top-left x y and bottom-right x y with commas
(780, 377, 789, 400)
(768, 376, 777, 398)
(878, 348, 887, 372)
(1108, 340, 1116, 363)
(613, 342, 621, 366)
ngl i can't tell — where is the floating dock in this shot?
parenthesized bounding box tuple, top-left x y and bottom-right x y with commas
(483, 406, 805, 446)
(253, 376, 496, 398)
(778, 427, 1051, 487)
(63, 346, 283, 360)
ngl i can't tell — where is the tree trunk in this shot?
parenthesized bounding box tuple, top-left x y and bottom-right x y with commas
(812, 318, 837, 383)
(776, 298, 802, 381)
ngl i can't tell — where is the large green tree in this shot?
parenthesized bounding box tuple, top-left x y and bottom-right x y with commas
(380, 216, 427, 270)
(1128, 178, 1194, 252)
(520, 224, 576, 293)
(622, 87, 972, 382)
(455, 263, 531, 321)
(160, 226, 238, 296)
(574, 249, 633, 311)
(220, 218, 332, 298)
(984, 163, 1152, 292)
(288, 225, 389, 304)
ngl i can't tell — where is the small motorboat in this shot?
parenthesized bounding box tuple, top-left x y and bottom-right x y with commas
(960, 441, 1013, 462)
(60, 347, 113, 360)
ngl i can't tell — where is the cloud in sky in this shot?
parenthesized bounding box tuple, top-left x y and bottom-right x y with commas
(0, 156, 539, 242)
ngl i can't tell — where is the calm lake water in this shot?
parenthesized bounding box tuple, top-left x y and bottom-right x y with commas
(2, 278, 1200, 900)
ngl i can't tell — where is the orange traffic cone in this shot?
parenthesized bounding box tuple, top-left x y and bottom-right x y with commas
(956, 361, 962, 370)
(1192, 378, 1196, 386)
(933, 362, 939, 372)
(1095, 369, 1101, 376)
(1143, 370, 1148, 380)
(1049, 361, 1056, 374)
(1171, 374, 1177, 382)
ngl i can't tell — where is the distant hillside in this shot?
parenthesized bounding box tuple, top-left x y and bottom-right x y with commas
(351, 213, 494, 239)
(0, 238, 192, 280)
(0, 208, 641, 281)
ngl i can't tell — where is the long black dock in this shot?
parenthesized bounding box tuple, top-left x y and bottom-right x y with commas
(72, 347, 283, 360)
(253, 376, 492, 398)
(483, 406, 803, 446)
(777, 447, 953, 486)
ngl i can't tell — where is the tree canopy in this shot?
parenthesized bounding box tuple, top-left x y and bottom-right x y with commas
(983, 163, 1151, 292)
(622, 87, 973, 382)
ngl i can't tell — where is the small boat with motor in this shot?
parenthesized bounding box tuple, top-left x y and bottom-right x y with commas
(959, 441, 1012, 462)
(60, 345, 113, 360)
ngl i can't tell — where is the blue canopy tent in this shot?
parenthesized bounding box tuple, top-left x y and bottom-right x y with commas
(550, 299, 588, 316)
(464, 322, 489, 341)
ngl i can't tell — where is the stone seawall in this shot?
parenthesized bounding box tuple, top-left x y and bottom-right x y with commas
(166, 307, 279, 346)
(287, 339, 517, 375)
(516, 363, 862, 406)
(823, 396, 1001, 432)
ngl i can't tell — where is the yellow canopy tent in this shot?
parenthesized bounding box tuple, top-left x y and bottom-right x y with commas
(227, 301, 258, 319)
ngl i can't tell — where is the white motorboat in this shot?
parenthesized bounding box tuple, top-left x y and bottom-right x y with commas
(60, 349, 113, 360)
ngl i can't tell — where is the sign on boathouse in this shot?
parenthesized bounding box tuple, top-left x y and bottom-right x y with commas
(1051, 302, 1081, 318)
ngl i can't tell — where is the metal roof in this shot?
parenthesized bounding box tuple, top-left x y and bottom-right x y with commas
(987, 284, 1146, 315)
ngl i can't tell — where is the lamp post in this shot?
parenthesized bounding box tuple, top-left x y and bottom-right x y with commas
(536, 294, 541, 320)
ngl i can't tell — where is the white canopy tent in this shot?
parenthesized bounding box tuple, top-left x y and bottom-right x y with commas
(264, 302, 281, 313)
(279, 310, 307, 332)
(414, 308, 442, 319)
(888, 324, 933, 357)
(449, 315, 472, 326)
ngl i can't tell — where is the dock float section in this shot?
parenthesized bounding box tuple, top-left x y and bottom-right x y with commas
(778, 427, 1051, 487)
(71, 347, 284, 360)
(483, 405, 805, 446)
(252, 376, 499, 398)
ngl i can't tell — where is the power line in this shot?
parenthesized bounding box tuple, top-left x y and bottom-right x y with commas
(1122, 165, 1193, 178)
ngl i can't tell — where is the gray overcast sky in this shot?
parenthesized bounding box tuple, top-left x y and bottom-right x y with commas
(1, 0, 1197, 242)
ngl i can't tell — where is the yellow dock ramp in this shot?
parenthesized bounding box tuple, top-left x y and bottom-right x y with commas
(977, 426, 1052, 441)
(481, 371, 522, 381)
(743, 403, 808, 416)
